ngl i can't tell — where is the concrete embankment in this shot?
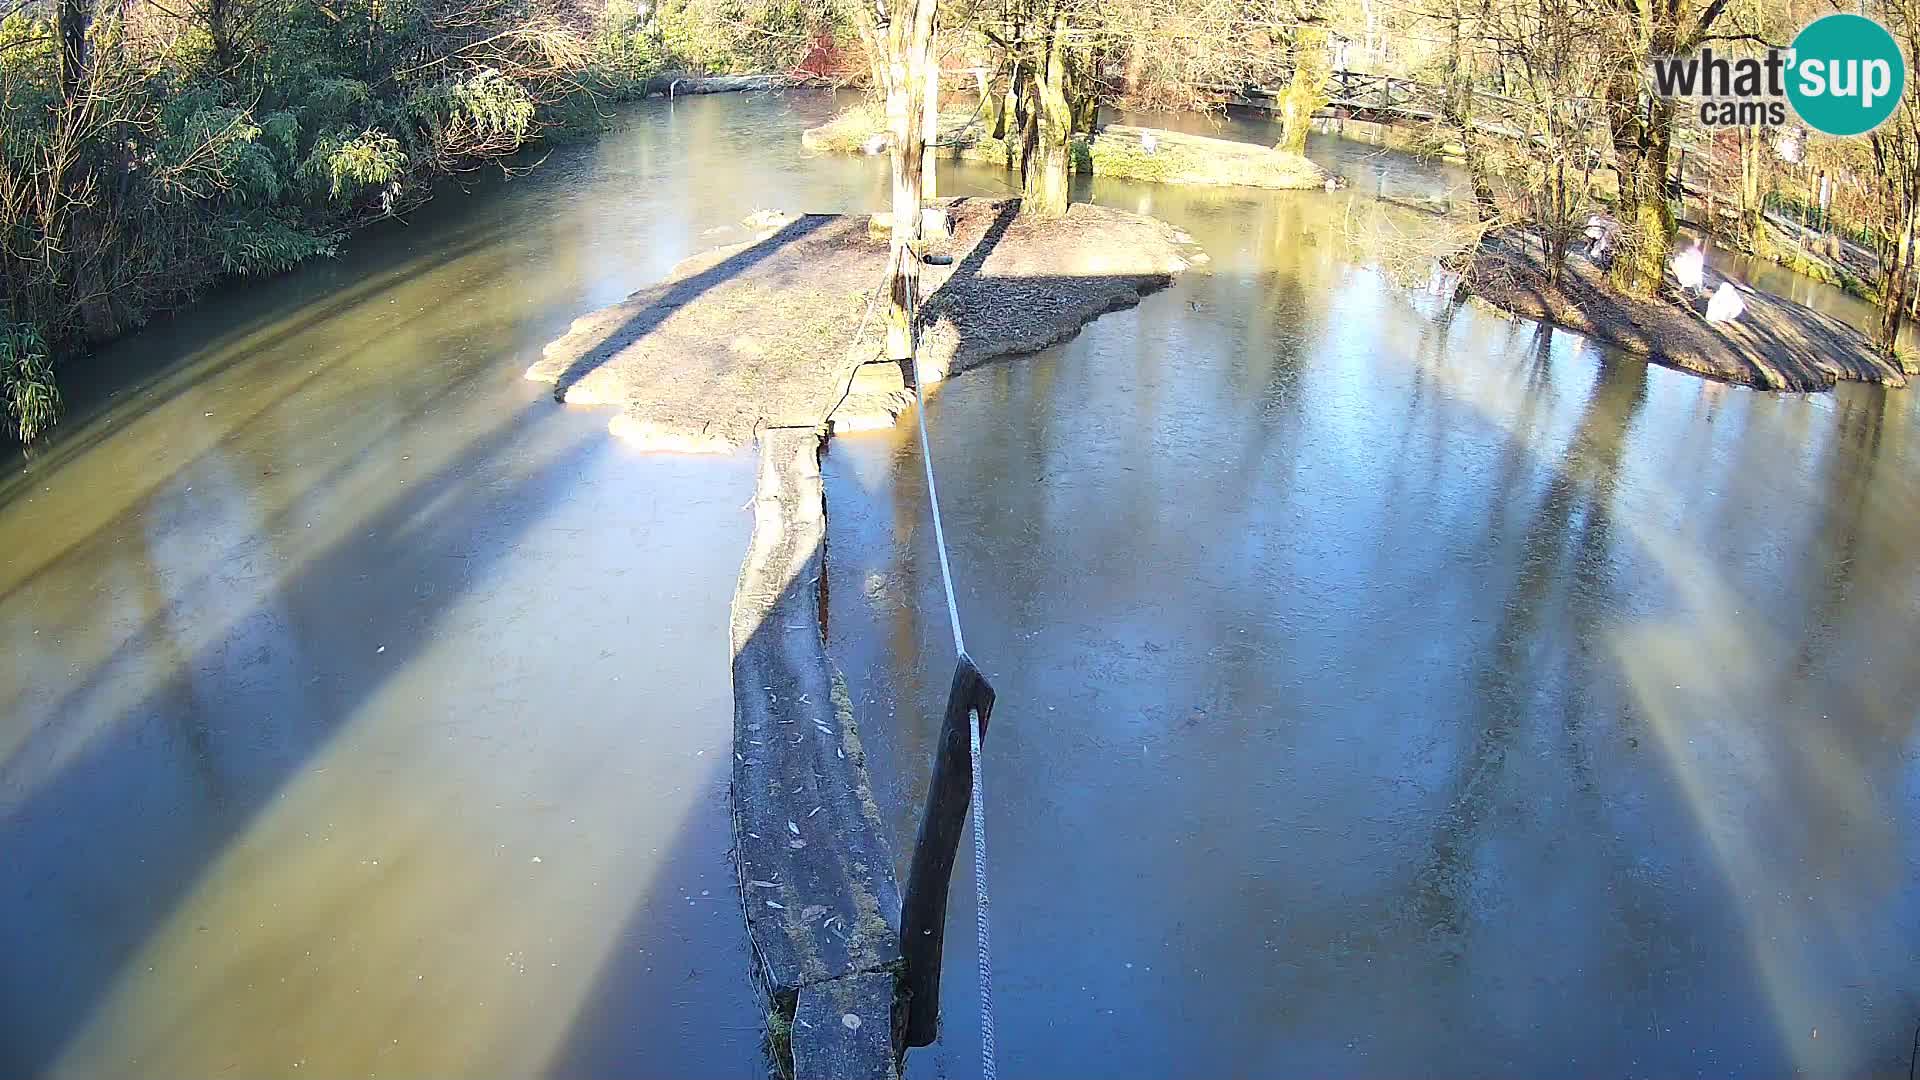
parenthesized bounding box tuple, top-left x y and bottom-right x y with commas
(731, 429, 901, 1079)
(528, 199, 1201, 1075)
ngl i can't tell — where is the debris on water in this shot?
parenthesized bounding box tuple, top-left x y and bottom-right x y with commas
(807, 806, 823, 818)
(376, 645, 386, 654)
(787, 821, 800, 835)
(766, 900, 785, 910)
(530, 856, 542, 863)
(748, 879, 779, 889)
(842, 1013, 862, 1031)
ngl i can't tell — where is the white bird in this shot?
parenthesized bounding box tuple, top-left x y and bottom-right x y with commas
(1670, 245, 1707, 297)
(1705, 281, 1746, 324)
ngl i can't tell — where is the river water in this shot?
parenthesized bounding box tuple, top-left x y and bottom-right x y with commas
(829, 113, 1920, 1076)
(2, 91, 1916, 1078)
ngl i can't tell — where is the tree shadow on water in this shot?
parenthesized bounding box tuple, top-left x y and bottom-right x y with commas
(0, 402, 610, 1077)
(547, 508, 904, 1079)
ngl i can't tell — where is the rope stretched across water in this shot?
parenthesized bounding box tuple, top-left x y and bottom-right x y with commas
(901, 255, 997, 1080)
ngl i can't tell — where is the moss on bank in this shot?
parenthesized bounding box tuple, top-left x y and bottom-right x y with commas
(1748, 220, 1880, 302)
(802, 104, 1328, 190)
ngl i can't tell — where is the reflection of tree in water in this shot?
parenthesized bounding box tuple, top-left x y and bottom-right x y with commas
(1249, 341, 1652, 1005)
(1765, 387, 1920, 883)
(1408, 341, 1646, 943)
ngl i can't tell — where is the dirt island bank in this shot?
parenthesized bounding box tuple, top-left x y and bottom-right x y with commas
(524, 196, 1201, 450)
(1465, 230, 1913, 392)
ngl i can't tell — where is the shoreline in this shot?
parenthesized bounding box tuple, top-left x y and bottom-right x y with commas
(802, 106, 1329, 191)
(524, 197, 1200, 449)
(1465, 230, 1911, 392)
(15, 73, 828, 449)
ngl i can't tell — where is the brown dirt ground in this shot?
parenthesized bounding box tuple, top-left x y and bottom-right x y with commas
(1468, 230, 1910, 392)
(524, 197, 1198, 450)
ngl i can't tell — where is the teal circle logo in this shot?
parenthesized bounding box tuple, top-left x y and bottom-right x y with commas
(1786, 14, 1906, 136)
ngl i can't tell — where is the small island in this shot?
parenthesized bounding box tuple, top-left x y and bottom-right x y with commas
(1466, 229, 1912, 392)
(524, 197, 1200, 450)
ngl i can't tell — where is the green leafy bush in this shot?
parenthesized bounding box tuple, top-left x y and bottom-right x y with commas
(301, 129, 408, 202)
(0, 322, 58, 444)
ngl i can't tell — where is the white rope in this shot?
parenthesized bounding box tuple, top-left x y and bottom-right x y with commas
(968, 705, 996, 1080)
(902, 253, 993, 1079)
(905, 272, 967, 659)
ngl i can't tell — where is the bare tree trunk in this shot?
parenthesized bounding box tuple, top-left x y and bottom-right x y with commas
(922, 50, 939, 206)
(1021, 10, 1072, 220)
(1002, 57, 1023, 167)
(209, 0, 235, 74)
(883, 0, 938, 362)
(1071, 90, 1096, 136)
(1440, 4, 1498, 221)
(1606, 19, 1679, 297)
(58, 0, 90, 99)
(1277, 26, 1331, 155)
(1881, 201, 1916, 356)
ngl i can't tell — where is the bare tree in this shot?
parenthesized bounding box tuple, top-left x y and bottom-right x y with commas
(1866, 0, 1918, 355)
(850, 0, 940, 358)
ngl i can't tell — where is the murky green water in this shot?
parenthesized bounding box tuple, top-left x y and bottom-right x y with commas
(3, 90, 1916, 1078)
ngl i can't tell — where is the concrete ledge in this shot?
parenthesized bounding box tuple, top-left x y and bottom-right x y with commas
(731, 428, 903, 1076)
(793, 972, 901, 1080)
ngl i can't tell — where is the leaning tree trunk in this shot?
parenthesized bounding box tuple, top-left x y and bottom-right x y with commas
(1021, 12, 1073, 220)
(1881, 200, 1917, 357)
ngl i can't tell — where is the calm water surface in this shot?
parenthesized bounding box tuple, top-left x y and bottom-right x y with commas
(831, 111, 1920, 1079)
(0, 90, 902, 1079)
(2, 90, 1915, 1079)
